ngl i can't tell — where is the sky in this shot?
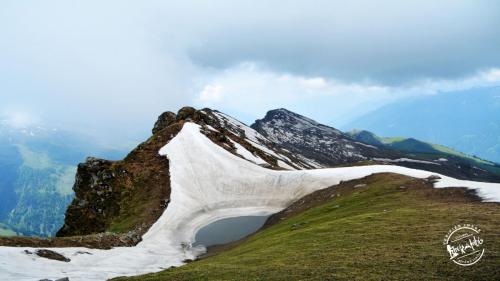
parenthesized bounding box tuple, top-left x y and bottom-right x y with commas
(1, 0, 500, 143)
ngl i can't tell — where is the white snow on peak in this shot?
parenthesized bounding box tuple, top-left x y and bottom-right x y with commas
(211, 110, 299, 168)
(212, 111, 265, 144)
(1, 122, 499, 281)
(229, 139, 268, 165)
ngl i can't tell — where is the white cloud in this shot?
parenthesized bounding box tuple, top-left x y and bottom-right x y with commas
(1, 109, 40, 128)
(198, 84, 224, 104)
(299, 77, 327, 90)
(483, 69, 500, 83)
(194, 64, 500, 126)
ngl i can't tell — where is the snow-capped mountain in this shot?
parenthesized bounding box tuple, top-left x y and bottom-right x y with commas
(251, 108, 389, 167)
(251, 108, 500, 182)
(1, 106, 500, 281)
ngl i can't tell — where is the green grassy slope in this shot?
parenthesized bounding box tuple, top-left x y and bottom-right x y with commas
(347, 130, 500, 179)
(0, 223, 17, 237)
(114, 174, 500, 281)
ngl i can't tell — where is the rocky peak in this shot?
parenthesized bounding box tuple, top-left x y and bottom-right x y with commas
(251, 108, 388, 167)
(152, 111, 176, 134)
(152, 107, 209, 135)
(251, 108, 343, 144)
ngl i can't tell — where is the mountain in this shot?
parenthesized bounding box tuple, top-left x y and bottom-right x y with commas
(344, 86, 500, 163)
(251, 108, 500, 182)
(250, 108, 388, 167)
(0, 122, 127, 237)
(347, 129, 500, 176)
(1, 107, 499, 281)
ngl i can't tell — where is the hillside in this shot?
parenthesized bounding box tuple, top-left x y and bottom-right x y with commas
(0, 123, 126, 237)
(347, 130, 500, 178)
(345, 86, 500, 163)
(114, 173, 500, 281)
(252, 108, 500, 182)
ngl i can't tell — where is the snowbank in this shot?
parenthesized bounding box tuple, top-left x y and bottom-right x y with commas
(1, 122, 499, 281)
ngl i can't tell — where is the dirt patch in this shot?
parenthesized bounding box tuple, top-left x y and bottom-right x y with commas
(0, 231, 141, 249)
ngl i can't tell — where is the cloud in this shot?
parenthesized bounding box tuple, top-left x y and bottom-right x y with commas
(184, 0, 500, 83)
(1, 0, 499, 141)
(198, 85, 224, 104)
(194, 63, 500, 126)
(1, 109, 40, 128)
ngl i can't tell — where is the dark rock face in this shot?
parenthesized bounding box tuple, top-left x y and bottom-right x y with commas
(176, 106, 198, 121)
(56, 157, 118, 236)
(152, 111, 176, 134)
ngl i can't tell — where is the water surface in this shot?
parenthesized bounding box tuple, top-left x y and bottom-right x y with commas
(193, 215, 269, 247)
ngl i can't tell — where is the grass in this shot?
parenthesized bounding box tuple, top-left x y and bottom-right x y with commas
(430, 143, 494, 165)
(0, 223, 17, 237)
(113, 174, 500, 281)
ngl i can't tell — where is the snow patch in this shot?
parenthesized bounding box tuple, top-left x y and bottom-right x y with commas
(373, 157, 440, 165)
(229, 139, 267, 165)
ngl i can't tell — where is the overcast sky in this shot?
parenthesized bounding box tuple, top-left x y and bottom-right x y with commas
(1, 0, 500, 142)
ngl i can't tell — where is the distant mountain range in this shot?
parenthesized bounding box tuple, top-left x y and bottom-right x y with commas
(345, 86, 500, 163)
(0, 122, 126, 237)
(250, 108, 500, 181)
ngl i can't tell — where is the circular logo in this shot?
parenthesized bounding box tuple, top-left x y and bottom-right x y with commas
(443, 224, 485, 266)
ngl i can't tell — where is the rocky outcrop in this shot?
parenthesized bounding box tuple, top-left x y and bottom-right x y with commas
(33, 249, 71, 262)
(56, 157, 118, 236)
(55, 107, 233, 239)
(152, 111, 176, 134)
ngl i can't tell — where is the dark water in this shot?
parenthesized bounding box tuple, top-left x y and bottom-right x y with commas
(193, 215, 269, 247)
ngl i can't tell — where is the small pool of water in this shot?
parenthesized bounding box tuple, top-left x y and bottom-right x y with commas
(193, 215, 269, 247)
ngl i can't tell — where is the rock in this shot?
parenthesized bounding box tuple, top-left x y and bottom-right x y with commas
(426, 175, 442, 183)
(56, 278, 70, 281)
(176, 106, 197, 121)
(160, 198, 170, 208)
(56, 157, 117, 237)
(35, 249, 71, 262)
(291, 222, 308, 230)
(354, 184, 367, 188)
(152, 111, 177, 134)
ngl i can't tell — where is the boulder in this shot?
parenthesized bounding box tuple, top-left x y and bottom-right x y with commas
(152, 111, 177, 134)
(176, 106, 197, 121)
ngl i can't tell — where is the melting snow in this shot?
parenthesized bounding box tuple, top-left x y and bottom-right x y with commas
(1, 122, 499, 281)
